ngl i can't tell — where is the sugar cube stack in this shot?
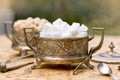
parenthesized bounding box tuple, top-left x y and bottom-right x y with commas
(40, 18, 88, 38)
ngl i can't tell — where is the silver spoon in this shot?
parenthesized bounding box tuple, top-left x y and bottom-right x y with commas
(97, 63, 118, 80)
(0, 54, 33, 72)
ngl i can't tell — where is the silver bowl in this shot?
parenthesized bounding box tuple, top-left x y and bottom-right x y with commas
(24, 27, 104, 74)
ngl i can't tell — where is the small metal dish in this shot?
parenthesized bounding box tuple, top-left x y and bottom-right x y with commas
(92, 42, 120, 63)
(4, 21, 37, 56)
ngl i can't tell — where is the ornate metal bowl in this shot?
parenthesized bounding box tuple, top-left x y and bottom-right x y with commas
(24, 27, 104, 74)
(4, 21, 37, 55)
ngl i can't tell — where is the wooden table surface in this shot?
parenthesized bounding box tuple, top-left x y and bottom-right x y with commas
(0, 35, 120, 80)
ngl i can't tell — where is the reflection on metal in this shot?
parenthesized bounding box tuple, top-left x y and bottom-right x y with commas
(24, 27, 104, 75)
(4, 21, 37, 56)
(92, 42, 120, 63)
(97, 63, 118, 80)
(0, 54, 33, 72)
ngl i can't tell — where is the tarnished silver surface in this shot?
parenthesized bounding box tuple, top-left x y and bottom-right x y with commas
(92, 42, 120, 63)
(0, 54, 34, 72)
(98, 63, 118, 80)
(24, 27, 104, 74)
(37, 37, 88, 57)
(4, 21, 37, 55)
(41, 56, 86, 64)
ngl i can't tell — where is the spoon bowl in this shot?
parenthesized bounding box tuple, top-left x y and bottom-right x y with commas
(98, 63, 112, 75)
(97, 63, 118, 80)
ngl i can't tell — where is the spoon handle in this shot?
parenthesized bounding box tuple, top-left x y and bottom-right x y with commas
(6, 54, 33, 64)
(110, 74, 118, 80)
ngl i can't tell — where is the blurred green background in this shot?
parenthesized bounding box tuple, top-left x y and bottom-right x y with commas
(9, 0, 120, 35)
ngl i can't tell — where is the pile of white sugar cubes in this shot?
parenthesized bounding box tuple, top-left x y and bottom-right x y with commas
(40, 18, 88, 38)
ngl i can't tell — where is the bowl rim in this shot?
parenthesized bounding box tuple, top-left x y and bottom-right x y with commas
(37, 36, 88, 41)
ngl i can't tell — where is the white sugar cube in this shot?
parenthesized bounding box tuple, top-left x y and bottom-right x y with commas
(56, 22, 70, 32)
(42, 23, 53, 32)
(67, 25, 80, 36)
(61, 31, 72, 38)
(61, 22, 70, 27)
(49, 32, 61, 38)
(53, 18, 63, 25)
(80, 24, 88, 32)
(71, 22, 80, 27)
(40, 32, 51, 38)
(61, 22, 70, 29)
(53, 18, 64, 28)
(76, 32, 88, 38)
(40, 32, 46, 37)
(40, 31, 61, 38)
(44, 23, 53, 28)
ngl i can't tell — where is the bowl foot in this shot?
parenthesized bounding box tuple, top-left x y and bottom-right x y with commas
(85, 60, 94, 69)
(31, 57, 42, 69)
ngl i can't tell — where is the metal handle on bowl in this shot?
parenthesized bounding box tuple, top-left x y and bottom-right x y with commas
(73, 27, 104, 75)
(4, 21, 13, 41)
(89, 27, 104, 54)
(4, 21, 22, 44)
(23, 28, 37, 56)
